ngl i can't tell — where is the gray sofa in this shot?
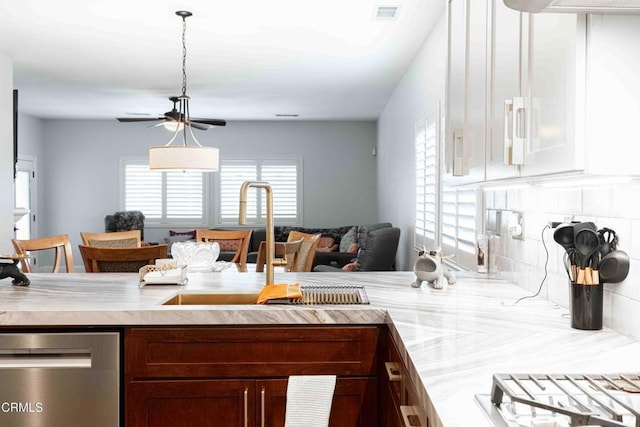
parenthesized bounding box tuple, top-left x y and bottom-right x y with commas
(247, 223, 398, 270)
(313, 225, 401, 272)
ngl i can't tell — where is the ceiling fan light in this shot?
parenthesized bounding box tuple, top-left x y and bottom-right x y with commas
(149, 146, 219, 172)
(163, 121, 184, 132)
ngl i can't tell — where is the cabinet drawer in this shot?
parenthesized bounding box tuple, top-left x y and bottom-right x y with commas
(126, 326, 379, 379)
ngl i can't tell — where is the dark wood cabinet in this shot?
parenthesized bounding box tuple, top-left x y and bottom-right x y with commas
(125, 326, 379, 427)
(378, 331, 429, 427)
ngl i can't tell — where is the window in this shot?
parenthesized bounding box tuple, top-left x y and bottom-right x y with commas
(415, 107, 440, 251)
(216, 159, 301, 225)
(122, 159, 208, 226)
(441, 186, 479, 268)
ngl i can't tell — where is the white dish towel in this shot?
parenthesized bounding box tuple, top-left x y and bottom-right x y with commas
(284, 375, 337, 427)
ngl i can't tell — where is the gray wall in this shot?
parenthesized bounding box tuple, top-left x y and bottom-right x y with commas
(26, 119, 377, 265)
(377, 12, 447, 271)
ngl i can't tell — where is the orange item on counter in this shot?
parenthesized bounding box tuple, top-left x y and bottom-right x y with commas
(256, 283, 302, 304)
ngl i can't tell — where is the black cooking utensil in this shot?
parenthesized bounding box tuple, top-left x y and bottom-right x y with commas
(599, 250, 630, 283)
(553, 223, 575, 255)
(574, 228, 599, 284)
(597, 228, 618, 256)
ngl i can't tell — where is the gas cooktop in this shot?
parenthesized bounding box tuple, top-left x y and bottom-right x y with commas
(476, 373, 640, 427)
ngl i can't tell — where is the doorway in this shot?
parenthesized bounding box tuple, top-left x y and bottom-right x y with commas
(14, 156, 37, 242)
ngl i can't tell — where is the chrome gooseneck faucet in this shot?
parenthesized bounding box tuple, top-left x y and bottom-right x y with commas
(239, 181, 274, 285)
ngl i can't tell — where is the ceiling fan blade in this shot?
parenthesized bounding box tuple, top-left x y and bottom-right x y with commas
(190, 118, 227, 127)
(117, 117, 163, 122)
(186, 121, 210, 130)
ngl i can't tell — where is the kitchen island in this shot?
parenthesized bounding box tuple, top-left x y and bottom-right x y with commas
(0, 270, 639, 426)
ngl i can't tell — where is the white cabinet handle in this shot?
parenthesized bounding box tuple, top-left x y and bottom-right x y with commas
(512, 96, 526, 165)
(260, 388, 266, 427)
(244, 388, 249, 427)
(400, 405, 424, 427)
(385, 362, 402, 381)
(503, 97, 526, 166)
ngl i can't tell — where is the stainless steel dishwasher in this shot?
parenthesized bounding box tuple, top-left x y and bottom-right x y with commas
(0, 331, 120, 427)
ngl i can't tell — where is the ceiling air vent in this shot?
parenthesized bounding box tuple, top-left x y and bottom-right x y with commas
(374, 5, 399, 20)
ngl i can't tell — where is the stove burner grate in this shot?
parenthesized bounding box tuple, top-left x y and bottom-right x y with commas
(491, 373, 640, 427)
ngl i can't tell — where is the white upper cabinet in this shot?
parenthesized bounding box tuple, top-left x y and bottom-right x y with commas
(486, 0, 527, 180)
(447, 1, 640, 183)
(521, 13, 584, 176)
(583, 14, 640, 176)
(445, 0, 487, 184)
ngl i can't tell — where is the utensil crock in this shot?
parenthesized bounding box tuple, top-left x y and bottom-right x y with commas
(570, 281, 603, 330)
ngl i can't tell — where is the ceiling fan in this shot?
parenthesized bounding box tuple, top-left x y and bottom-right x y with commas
(117, 96, 226, 130)
(116, 10, 226, 132)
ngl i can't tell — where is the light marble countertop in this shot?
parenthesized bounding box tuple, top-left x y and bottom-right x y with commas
(0, 270, 639, 426)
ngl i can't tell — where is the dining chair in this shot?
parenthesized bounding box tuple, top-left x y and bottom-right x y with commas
(11, 234, 75, 273)
(194, 229, 253, 265)
(78, 244, 168, 273)
(80, 230, 142, 247)
(286, 231, 322, 272)
(255, 238, 304, 272)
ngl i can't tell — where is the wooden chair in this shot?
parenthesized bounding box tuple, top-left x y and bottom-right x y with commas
(195, 229, 253, 265)
(12, 234, 75, 273)
(80, 230, 142, 247)
(79, 244, 168, 273)
(286, 231, 322, 272)
(255, 238, 304, 272)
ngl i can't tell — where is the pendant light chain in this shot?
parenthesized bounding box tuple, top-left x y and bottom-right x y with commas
(181, 15, 188, 97)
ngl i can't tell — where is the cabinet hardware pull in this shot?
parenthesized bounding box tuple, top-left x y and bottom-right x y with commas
(385, 362, 402, 381)
(400, 405, 423, 427)
(503, 97, 526, 166)
(244, 388, 248, 427)
(512, 96, 526, 165)
(503, 98, 514, 165)
(261, 388, 265, 427)
(452, 129, 465, 176)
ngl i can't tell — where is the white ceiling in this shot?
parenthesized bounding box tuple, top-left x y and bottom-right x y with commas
(0, 0, 444, 121)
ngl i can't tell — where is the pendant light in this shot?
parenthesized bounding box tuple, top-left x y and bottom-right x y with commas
(149, 11, 220, 172)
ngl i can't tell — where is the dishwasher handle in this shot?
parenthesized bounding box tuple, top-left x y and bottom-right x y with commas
(0, 348, 92, 369)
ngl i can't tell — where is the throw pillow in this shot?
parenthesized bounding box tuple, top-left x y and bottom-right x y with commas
(347, 243, 358, 253)
(342, 261, 359, 271)
(170, 230, 196, 238)
(164, 235, 195, 246)
(339, 226, 357, 252)
(317, 236, 337, 252)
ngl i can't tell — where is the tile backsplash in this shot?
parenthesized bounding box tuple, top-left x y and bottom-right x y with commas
(484, 181, 640, 340)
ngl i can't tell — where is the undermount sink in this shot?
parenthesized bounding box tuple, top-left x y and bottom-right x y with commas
(161, 285, 370, 306)
(162, 293, 260, 305)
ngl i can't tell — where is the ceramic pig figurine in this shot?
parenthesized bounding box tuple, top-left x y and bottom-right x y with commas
(411, 250, 456, 289)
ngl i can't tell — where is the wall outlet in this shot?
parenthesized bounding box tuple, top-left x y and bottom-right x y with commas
(508, 211, 524, 240)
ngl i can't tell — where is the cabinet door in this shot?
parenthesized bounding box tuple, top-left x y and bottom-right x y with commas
(127, 379, 255, 427)
(445, 0, 467, 179)
(523, 13, 583, 176)
(465, 0, 488, 183)
(446, 0, 488, 185)
(585, 14, 640, 176)
(257, 378, 377, 427)
(486, 0, 526, 180)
